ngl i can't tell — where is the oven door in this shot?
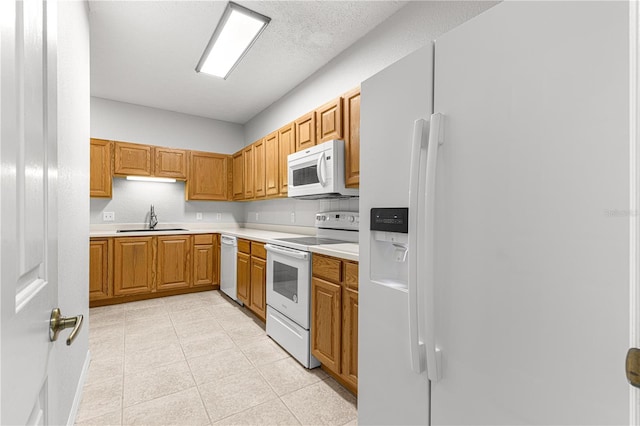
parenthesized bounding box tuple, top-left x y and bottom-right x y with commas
(265, 244, 311, 329)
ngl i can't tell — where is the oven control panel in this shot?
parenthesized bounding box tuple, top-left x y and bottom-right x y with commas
(315, 211, 359, 231)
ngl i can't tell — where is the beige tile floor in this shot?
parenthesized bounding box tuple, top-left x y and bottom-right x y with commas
(76, 290, 358, 426)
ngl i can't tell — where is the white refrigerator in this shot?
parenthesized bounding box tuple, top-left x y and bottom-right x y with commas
(359, 1, 631, 424)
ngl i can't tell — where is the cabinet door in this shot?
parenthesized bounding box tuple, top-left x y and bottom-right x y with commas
(114, 142, 153, 176)
(155, 147, 187, 180)
(343, 88, 361, 188)
(157, 235, 191, 291)
(193, 243, 213, 286)
(187, 151, 229, 200)
(295, 111, 316, 151)
(237, 252, 251, 304)
(278, 123, 295, 195)
(316, 97, 343, 143)
(254, 139, 266, 198)
(232, 150, 244, 200)
(311, 277, 342, 373)
(90, 139, 112, 198)
(264, 131, 279, 196)
(341, 287, 358, 391)
(250, 257, 266, 322)
(89, 239, 111, 301)
(243, 145, 254, 199)
(114, 237, 154, 296)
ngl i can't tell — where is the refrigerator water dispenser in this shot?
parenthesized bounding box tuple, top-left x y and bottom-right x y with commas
(370, 208, 409, 289)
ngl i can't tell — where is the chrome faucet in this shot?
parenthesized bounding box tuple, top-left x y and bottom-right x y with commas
(149, 204, 158, 230)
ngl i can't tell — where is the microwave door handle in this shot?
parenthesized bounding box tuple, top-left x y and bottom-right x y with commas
(317, 152, 327, 186)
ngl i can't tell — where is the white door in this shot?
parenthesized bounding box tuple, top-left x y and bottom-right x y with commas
(1, 0, 65, 424)
(430, 1, 630, 423)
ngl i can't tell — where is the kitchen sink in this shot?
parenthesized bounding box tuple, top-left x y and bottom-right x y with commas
(116, 228, 188, 233)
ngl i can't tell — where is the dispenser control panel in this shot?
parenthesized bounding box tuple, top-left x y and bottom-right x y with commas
(370, 208, 408, 233)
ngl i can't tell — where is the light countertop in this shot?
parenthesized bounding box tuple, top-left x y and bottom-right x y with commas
(309, 243, 359, 262)
(90, 224, 359, 261)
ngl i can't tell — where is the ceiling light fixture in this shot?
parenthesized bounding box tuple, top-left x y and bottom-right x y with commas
(195, 2, 271, 79)
(126, 176, 177, 183)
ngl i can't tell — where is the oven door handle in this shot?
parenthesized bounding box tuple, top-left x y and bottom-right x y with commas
(265, 244, 309, 260)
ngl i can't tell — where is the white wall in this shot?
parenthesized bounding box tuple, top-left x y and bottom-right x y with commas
(241, 1, 497, 226)
(90, 98, 245, 225)
(56, 2, 91, 425)
(91, 179, 241, 225)
(92, 97, 244, 153)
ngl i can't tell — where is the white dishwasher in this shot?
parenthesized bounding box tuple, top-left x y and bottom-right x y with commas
(220, 234, 241, 304)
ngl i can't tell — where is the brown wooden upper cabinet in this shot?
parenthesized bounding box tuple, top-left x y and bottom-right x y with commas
(264, 131, 279, 197)
(114, 142, 153, 176)
(186, 151, 229, 201)
(154, 147, 187, 180)
(316, 96, 343, 143)
(295, 111, 316, 151)
(254, 138, 266, 199)
(90, 138, 112, 198)
(232, 150, 244, 200)
(243, 145, 254, 199)
(343, 87, 361, 188)
(278, 123, 295, 195)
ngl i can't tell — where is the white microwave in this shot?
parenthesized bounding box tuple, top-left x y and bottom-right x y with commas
(287, 139, 359, 199)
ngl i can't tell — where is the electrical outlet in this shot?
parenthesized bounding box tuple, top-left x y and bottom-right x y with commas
(196, 212, 202, 221)
(256, 212, 260, 222)
(103, 211, 115, 222)
(290, 212, 295, 223)
(217, 213, 222, 221)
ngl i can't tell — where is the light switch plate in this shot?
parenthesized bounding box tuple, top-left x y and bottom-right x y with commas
(103, 212, 115, 222)
(196, 212, 202, 220)
(217, 213, 222, 221)
(256, 213, 260, 222)
(290, 212, 295, 223)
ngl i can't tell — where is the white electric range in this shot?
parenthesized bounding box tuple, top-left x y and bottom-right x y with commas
(265, 211, 359, 368)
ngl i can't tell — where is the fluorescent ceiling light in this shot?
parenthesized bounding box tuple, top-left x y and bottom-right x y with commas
(196, 2, 270, 79)
(126, 176, 177, 183)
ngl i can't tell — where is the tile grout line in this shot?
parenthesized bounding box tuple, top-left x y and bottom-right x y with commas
(168, 300, 216, 426)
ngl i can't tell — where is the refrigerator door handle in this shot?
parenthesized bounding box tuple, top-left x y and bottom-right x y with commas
(423, 112, 444, 382)
(408, 118, 428, 375)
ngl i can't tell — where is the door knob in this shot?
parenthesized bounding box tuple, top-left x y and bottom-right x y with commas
(49, 308, 83, 346)
(626, 348, 640, 388)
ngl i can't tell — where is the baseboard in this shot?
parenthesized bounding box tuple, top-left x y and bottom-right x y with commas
(66, 350, 91, 426)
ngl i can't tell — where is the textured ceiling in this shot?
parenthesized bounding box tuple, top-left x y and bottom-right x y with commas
(89, 1, 407, 124)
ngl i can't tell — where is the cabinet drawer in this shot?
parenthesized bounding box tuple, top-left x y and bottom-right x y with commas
(312, 254, 342, 283)
(251, 241, 266, 259)
(193, 234, 213, 245)
(344, 261, 359, 290)
(238, 238, 251, 254)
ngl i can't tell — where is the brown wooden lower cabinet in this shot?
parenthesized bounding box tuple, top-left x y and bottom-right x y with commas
(113, 236, 155, 296)
(236, 251, 251, 304)
(250, 256, 266, 321)
(311, 277, 342, 372)
(311, 253, 359, 394)
(89, 238, 112, 301)
(157, 235, 191, 291)
(235, 239, 267, 322)
(90, 233, 220, 306)
(193, 234, 219, 287)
